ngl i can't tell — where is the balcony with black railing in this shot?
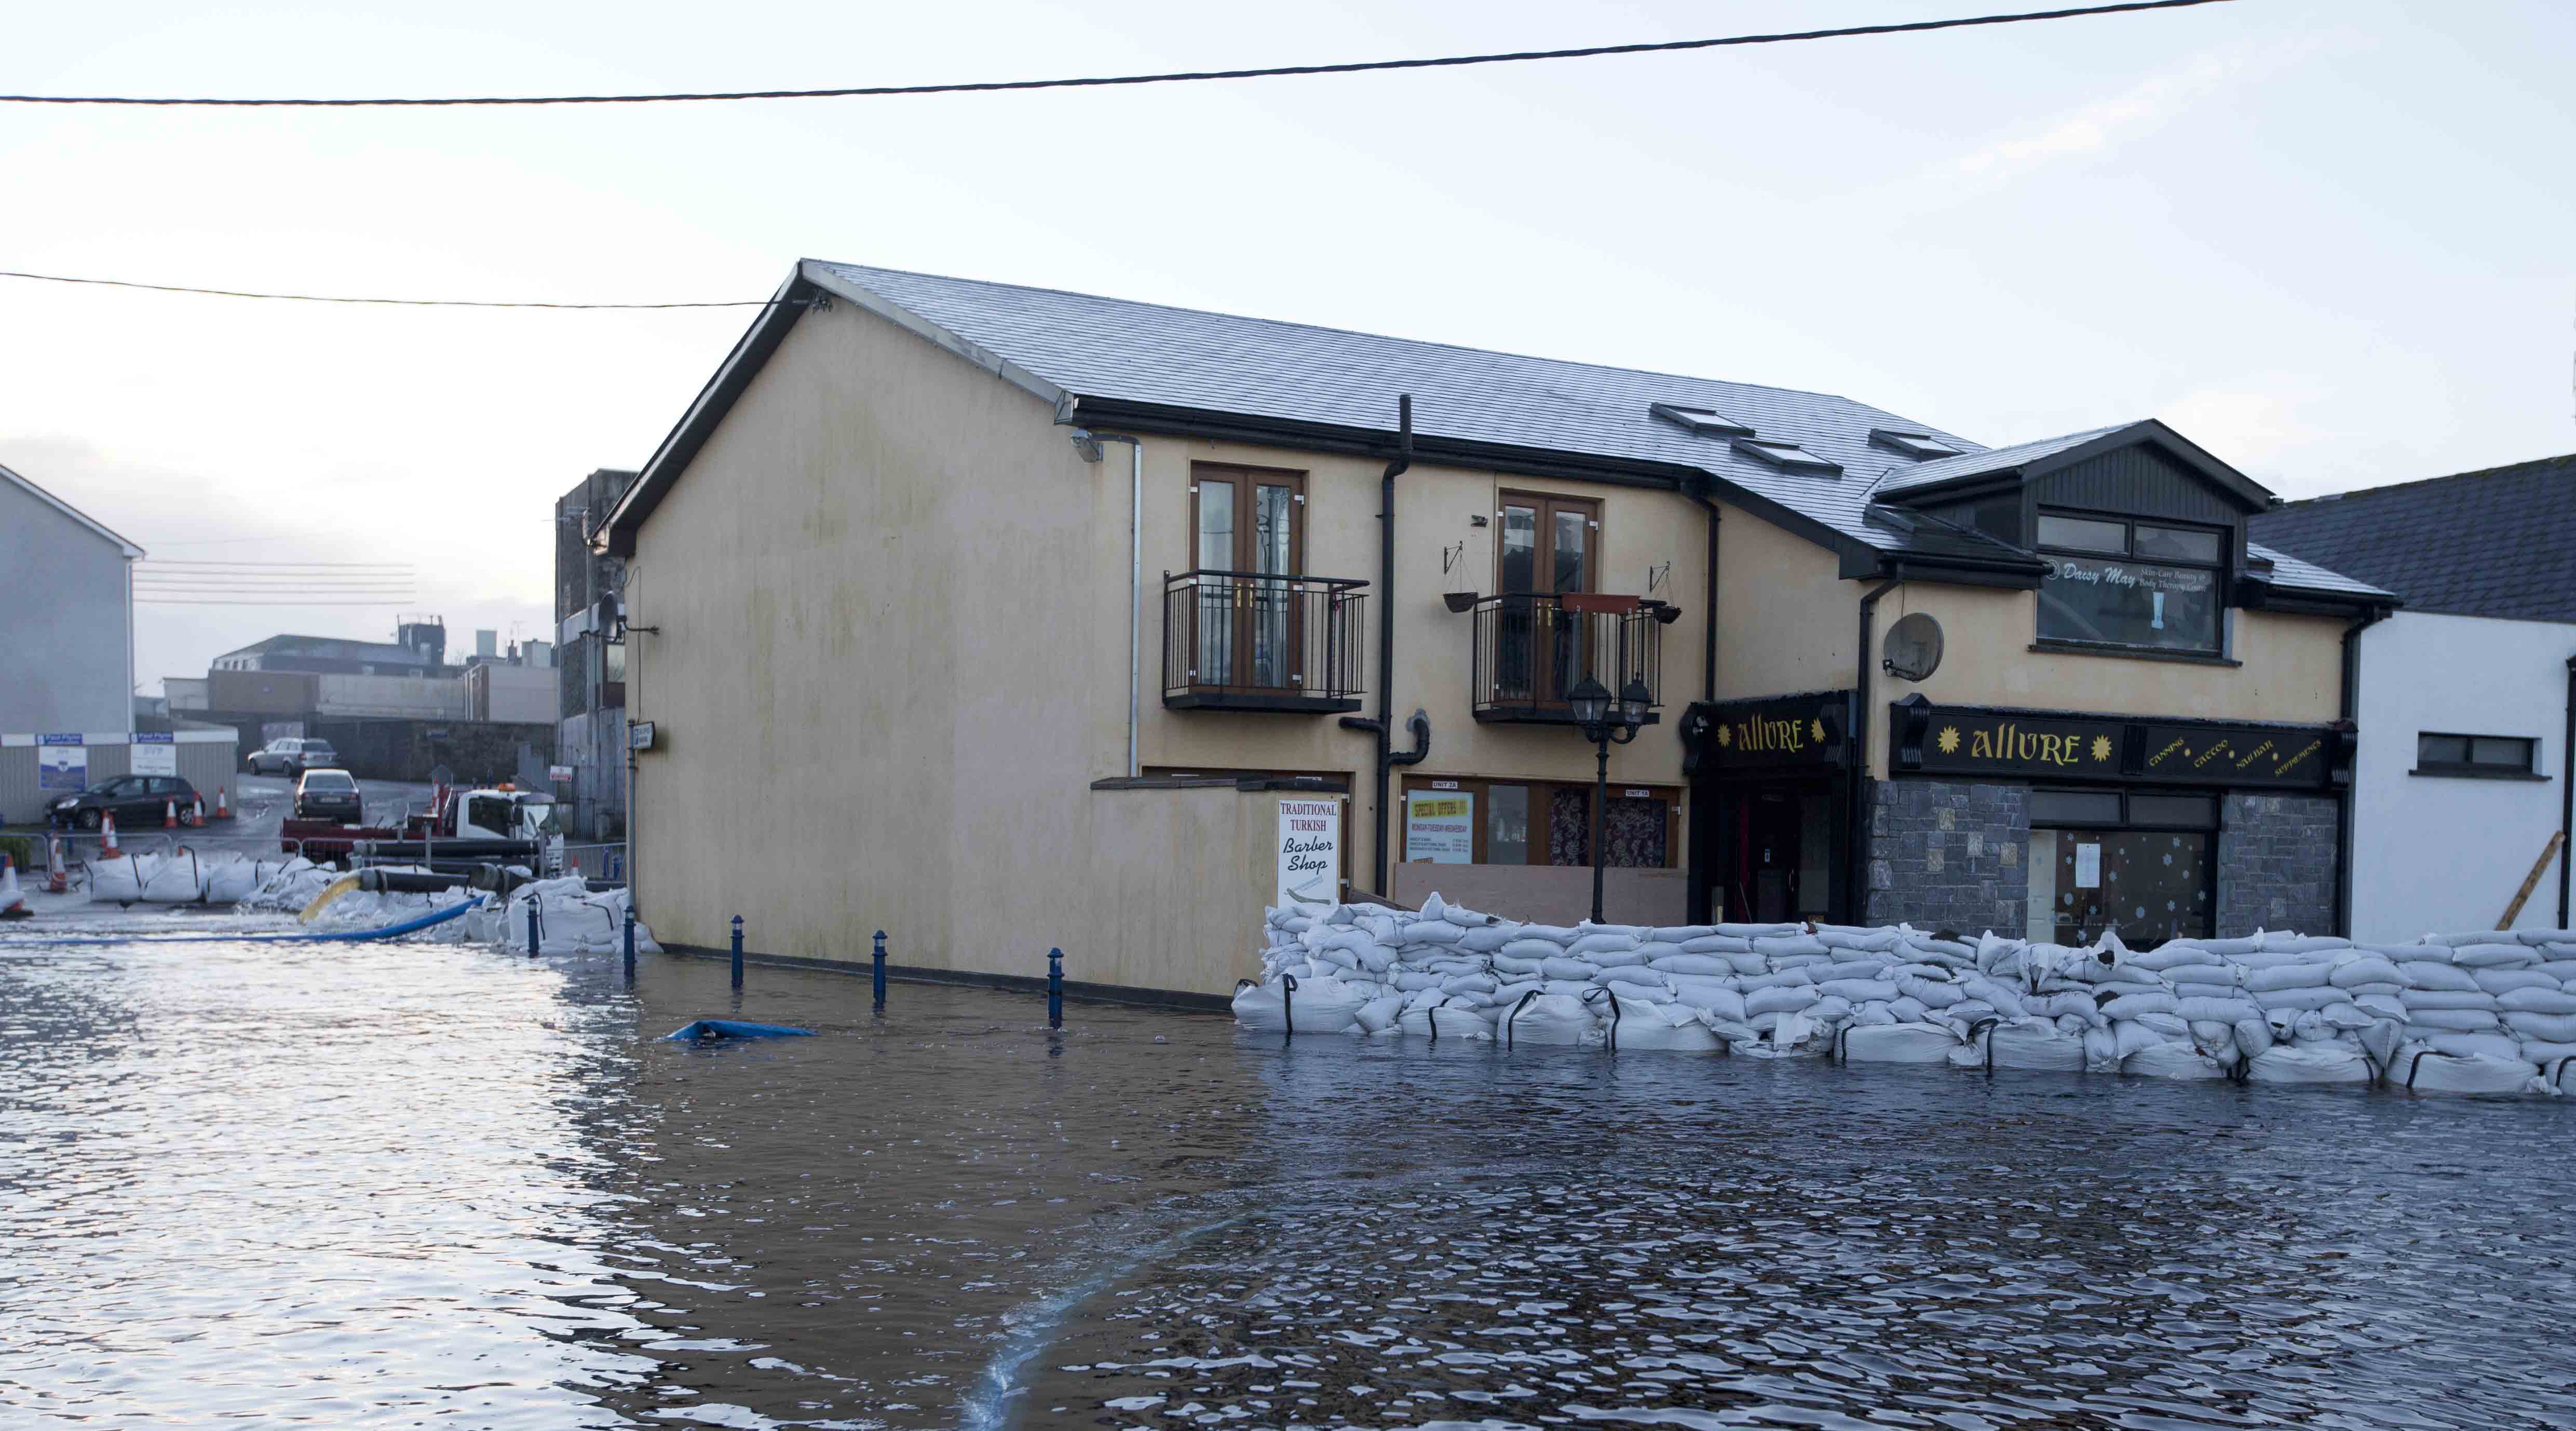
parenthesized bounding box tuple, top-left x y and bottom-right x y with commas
(1469, 592, 1667, 724)
(1161, 570, 1367, 714)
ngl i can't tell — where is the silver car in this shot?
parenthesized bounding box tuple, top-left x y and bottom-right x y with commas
(247, 737, 340, 777)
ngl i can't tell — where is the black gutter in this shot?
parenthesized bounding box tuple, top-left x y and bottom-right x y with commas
(1339, 396, 1414, 895)
(1690, 485, 1720, 702)
(2333, 602, 2396, 936)
(2561, 653, 2574, 929)
(1850, 570, 1903, 923)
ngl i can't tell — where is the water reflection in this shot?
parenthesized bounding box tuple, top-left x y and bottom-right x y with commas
(2, 938, 2570, 1429)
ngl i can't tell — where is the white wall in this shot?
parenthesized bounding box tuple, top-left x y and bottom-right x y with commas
(2352, 611, 2573, 939)
(0, 475, 132, 733)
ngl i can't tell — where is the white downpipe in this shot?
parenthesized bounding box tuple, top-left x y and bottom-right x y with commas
(1069, 429, 1144, 777)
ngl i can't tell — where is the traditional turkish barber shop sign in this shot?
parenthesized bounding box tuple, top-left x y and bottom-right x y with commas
(1680, 691, 1850, 776)
(1890, 696, 2343, 789)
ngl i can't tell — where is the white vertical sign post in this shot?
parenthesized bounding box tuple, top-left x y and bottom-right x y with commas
(1277, 797, 1342, 907)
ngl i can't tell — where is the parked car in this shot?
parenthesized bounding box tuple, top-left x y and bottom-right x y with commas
(247, 737, 339, 776)
(292, 768, 365, 823)
(48, 774, 201, 832)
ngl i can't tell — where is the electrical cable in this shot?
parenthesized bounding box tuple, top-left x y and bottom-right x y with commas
(0, 2, 2233, 107)
(0, 270, 780, 308)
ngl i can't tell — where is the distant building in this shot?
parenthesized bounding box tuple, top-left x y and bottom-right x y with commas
(2252, 454, 2575, 938)
(211, 631, 448, 677)
(555, 468, 636, 840)
(1, 460, 141, 734)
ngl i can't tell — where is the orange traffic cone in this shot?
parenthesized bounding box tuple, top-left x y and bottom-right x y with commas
(98, 812, 125, 861)
(213, 786, 235, 821)
(189, 796, 207, 828)
(165, 798, 179, 829)
(0, 855, 28, 919)
(44, 835, 68, 893)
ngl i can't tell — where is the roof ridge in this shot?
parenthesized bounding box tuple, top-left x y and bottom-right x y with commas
(817, 259, 1970, 438)
(2269, 451, 2576, 510)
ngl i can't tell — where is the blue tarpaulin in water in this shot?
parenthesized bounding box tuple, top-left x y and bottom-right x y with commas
(666, 1019, 816, 1041)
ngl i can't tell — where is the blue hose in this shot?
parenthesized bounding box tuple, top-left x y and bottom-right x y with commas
(0, 895, 486, 948)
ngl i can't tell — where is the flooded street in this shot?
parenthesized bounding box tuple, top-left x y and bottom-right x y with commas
(3, 935, 2572, 1429)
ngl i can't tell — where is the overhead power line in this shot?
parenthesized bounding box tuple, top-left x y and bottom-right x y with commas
(0, 270, 779, 309)
(0, 2, 2231, 107)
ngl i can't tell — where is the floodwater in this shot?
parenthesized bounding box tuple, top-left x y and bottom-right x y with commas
(3, 932, 2573, 1430)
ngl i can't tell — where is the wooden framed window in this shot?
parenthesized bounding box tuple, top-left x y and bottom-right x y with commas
(1401, 773, 1678, 869)
(1185, 465, 1308, 693)
(1493, 491, 1602, 706)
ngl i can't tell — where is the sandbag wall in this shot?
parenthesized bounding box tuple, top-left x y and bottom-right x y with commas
(1233, 894, 2576, 1096)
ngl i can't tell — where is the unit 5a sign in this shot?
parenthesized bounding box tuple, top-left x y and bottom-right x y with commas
(1277, 797, 1343, 907)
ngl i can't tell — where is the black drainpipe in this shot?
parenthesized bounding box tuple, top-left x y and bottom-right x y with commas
(1340, 395, 1415, 895)
(2560, 653, 2574, 929)
(1687, 486, 1721, 702)
(1849, 569, 1903, 925)
(2333, 603, 2394, 936)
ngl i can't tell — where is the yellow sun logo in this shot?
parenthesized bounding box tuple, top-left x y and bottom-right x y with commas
(1936, 726, 1961, 755)
(1809, 718, 1826, 742)
(1716, 725, 1732, 747)
(2091, 735, 2113, 762)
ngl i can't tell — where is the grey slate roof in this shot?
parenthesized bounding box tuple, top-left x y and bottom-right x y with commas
(794, 262, 2375, 601)
(1866, 424, 2129, 497)
(2249, 454, 2576, 621)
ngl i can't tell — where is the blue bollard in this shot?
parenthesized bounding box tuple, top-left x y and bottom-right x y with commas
(872, 930, 887, 1013)
(622, 905, 636, 981)
(730, 914, 744, 989)
(526, 898, 540, 958)
(1047, 947, 1063, 1029)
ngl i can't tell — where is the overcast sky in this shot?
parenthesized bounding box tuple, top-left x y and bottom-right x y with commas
(5, 0, 2569, 694)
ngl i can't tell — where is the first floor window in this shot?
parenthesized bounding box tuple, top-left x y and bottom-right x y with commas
(2035, 512, 2227, 655)
(2024, 788, 2218, 948)
(2415, 732, 2536, 777)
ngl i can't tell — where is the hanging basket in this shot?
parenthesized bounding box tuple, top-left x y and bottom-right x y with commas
(1442, 591, 1480, 614)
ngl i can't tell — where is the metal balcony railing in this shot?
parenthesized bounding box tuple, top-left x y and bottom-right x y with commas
(1470, 593, 1665, 724)
(1161, 570, 1367, 714)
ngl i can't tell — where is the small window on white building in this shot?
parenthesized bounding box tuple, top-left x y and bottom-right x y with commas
(2416, 733, 2537, 778)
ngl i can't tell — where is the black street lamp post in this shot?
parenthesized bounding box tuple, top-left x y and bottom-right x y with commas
(1568, 674, 1655, 923)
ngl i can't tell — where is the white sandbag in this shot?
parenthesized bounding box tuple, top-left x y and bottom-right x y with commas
(1744, 985, 1820, 1017)
(2328, 955, 2404, 988)
(2399, 960, 2480, 991)
(2124, 1043, 2229, 1080)
(1988, 1020, 2089, 1071)
(1958, 976, 2028, 1020)
(2174, 995, 2258, 1023)
(2451, 943, 2535, 969)
(1807, 993, 1853, 1023)
(2160, 962, 2241, 988)
(86, 856, 145, 903)
(1739, 967, 1816, 991)
(1666, 977, 1748, 1021)
(2113, 1020, 2172, 1058)
(2425, 1031, 2525, 1061)
(2102, 991, 2178, 1019)
(1652, 952, 1760, 976)
(1818, 978, 1900, 1004)
(1495, 992, 1593, 1046)
(2130, 944, 2214, 973)
(1458, 925, 1515, 953)
(1397, 1002, 1496, 1040)
(1596, 964, 1672, 990)
(2534, 960, 2576, 983)
(1489, 955, 1545, 977)
(2082, 1026, 2121, 1072)
(1576, 921, 1652, 938)
(1649, 925, 1715, 943)
(2254, 986, 2352, 1013)
(1254, 975, 1368, 1034)
(1355, 994, 1405, 1034)
(2234, 1016, 2275, 1057)
(2352, 994, 2409, 1021)
(2503, 1011, 2576, 1042)
(138, 849, 211, 903)
(1498, 938, 1563, 962)
(1440, 973, 1498, 996)
(2389, 1049, 2539, 1094)
(2247, 962, 2333, 992)
(2317, 1002, 2379, 1031)
(1540, 956, 1603, 982)
(1543, 978, 1597, 999)
(1840, 1021, 1957, 1064)
(2259, 934, 2352, 955)
(2499, 986, 2576, 1014)
(1405, 921, 1468, 946)
(2513, 928, 2576, 947)
(2247, 1044, 2370, 1084)
(2474, 967, 2559, 994)
(1566, 933, 1640, 958)
(1888, 996, 1931, 1024)
(2403, 988, 2497, 1011)
(1598, 995, 1724, 1052)
(1591, 944, 1661, 967)
(1679, 934, 1753, 955)
(2409, 1007, 2501, 1032)
(1391, 970, 1441, 992)
(2189, 1019, 2239, 1052)
(1753, 934, 1830, 959)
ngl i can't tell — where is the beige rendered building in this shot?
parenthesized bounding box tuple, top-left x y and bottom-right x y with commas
(599, 262, 2393, 1002)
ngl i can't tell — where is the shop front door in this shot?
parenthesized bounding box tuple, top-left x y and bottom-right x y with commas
(1718, 780, 1838, 925)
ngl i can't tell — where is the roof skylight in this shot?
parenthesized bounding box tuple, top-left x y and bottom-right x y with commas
(1731, 436, 1842, 476)
(1869, 428, 1962, 460)
(1649, 402, 1754, 438)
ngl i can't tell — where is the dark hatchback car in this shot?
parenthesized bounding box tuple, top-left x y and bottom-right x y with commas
(293, 769, 365, 823)
(48, 774, 200, 831)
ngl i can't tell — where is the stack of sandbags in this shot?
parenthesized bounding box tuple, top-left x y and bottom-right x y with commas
(471, 877, 659, 955)
(1229, 893, 2576, 1097)
(86, 849, 302, 906)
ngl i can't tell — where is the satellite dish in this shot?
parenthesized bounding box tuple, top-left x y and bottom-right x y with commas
(1883, 612, 1944, 683)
